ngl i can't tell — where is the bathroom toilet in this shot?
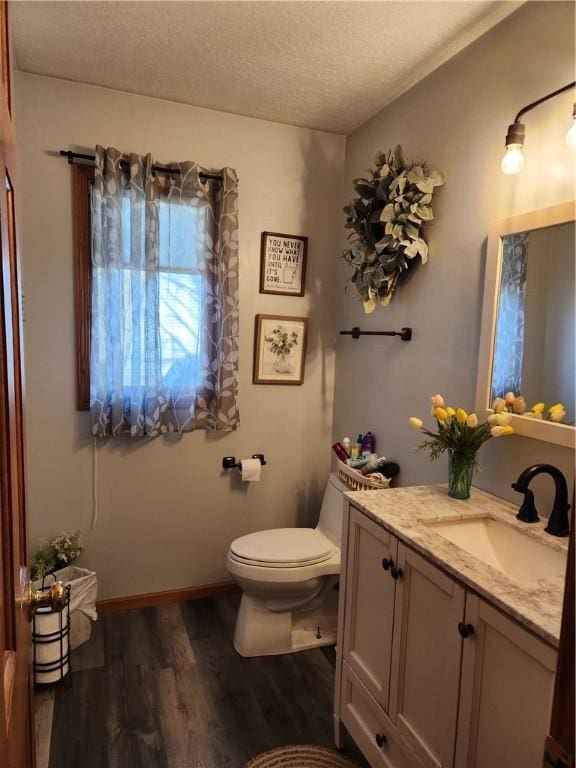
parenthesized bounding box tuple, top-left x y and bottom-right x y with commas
(227, 473, 346, 657)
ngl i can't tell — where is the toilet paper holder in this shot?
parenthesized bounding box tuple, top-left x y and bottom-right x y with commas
(222, 454, 267, 470)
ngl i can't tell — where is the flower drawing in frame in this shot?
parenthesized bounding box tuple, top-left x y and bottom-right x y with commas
(253, 314, 308, 385)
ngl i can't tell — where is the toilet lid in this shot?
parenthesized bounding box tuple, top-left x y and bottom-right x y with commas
(230, 528, 335, 566)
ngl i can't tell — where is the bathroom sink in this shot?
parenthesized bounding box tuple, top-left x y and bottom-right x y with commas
(424, 517, 567, 582)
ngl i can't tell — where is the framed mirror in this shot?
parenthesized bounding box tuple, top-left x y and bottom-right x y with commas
(476, 201, 576, 448)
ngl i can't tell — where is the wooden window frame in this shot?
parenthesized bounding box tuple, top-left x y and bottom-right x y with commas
(72, 164, 93, 411)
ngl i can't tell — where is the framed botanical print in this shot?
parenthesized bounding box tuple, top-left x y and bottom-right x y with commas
(259, 232, 308, 296)
(253, 314, 308, 385)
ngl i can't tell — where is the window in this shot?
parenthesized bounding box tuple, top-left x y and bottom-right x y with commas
(72, 149, 239, 437)
(74, 167, 205, 408)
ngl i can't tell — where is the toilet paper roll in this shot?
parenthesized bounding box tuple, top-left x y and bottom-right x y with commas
(241, 458, 262, 482)
(34, 608, 70, 684)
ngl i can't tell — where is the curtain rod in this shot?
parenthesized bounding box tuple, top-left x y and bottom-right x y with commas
(58, 150, 224, 183)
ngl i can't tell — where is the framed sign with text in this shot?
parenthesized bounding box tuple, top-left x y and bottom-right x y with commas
(259, 231, 308, 296)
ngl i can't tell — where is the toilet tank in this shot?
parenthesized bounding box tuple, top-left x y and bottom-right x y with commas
(316, 473, 348, 547)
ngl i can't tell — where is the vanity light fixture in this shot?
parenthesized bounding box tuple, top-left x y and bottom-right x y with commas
(501, 122, 525, 175)
(501, 81, 576, 175)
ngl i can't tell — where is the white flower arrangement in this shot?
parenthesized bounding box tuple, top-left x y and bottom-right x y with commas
(31, 530, 84, 580)
(52, 531, 84, 565)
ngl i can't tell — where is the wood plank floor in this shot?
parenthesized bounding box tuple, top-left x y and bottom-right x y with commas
(38, 595, 362, 768)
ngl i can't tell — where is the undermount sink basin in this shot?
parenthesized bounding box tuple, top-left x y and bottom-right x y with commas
(424, 516, 567, 583)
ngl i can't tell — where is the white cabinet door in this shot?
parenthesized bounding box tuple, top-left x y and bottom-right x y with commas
(389, 545, 465, 768)
(343, 506, 398, 711)
(455, 595, 556, 768)
(341, 661, 423, 768)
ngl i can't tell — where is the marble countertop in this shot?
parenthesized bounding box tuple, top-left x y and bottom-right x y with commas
(345, 484, 569, 648)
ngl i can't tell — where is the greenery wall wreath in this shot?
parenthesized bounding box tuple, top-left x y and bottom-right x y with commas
(343, 145, 445, 312)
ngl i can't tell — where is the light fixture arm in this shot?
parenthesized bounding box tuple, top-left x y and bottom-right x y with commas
(501, 81, 576, 174)
(512, 81, 575, 125)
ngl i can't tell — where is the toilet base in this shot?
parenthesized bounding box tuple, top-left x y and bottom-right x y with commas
(233, 587, 339, 658)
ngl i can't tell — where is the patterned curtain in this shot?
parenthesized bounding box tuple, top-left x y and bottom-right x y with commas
(491, 232, 529, 399)
(90, 146, 239, 437)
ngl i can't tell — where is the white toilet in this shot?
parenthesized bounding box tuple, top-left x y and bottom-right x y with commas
(227, 473, 347, 657)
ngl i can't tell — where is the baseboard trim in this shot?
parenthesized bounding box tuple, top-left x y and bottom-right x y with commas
(96, 580, 240, 615)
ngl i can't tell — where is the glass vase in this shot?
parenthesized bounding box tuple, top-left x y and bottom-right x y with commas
(448, 452, 475, 500)
(273, 353, 292, 374)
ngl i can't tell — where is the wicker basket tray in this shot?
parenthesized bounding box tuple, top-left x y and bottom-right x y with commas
(337, 460, 391, 491)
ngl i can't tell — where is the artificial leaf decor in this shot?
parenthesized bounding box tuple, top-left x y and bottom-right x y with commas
(343, 145, 445, 312)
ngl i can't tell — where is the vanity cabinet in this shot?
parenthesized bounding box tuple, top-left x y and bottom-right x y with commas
(455, 594, 556, 768)
(389, 545, 465, 767)
(335, 503, 557, 768)
(343, 508, 397, 710)
(340, 662, 421, 768)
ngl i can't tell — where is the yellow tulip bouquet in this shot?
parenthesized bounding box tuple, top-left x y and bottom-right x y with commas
(491, 393, 566, 423)
(408, 394, 514, 499)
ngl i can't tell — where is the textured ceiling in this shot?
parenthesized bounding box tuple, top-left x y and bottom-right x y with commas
(12, 1, 520, 134)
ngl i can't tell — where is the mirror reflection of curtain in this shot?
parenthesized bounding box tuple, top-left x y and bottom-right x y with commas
(491, 232, 529, 399)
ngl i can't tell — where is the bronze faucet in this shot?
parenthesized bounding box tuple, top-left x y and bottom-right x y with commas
(511, 464, 570, 537)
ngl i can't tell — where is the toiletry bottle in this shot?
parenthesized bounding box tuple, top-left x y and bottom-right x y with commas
(361, 431, 375, 456)
(342, 437, 351, 456)
(355, 434, 363, 454)
(332, 442, 349, 463)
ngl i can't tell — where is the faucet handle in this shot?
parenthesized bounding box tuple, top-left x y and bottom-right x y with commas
(545, 499, 571, 537)
(512, 486, 540, 524)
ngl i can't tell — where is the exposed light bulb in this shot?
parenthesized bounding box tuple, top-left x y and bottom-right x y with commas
(501, 144, 525, 175)
(566, 106, 576, 151)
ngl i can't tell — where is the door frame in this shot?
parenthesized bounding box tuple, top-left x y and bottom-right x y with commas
(0, 1, 34, 765)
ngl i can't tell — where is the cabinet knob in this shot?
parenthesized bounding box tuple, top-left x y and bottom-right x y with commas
(458, 622, 474, 639)
(375, 733, 387, 748)
(382, 558, 392, 571)
(391, 565, 403, 580)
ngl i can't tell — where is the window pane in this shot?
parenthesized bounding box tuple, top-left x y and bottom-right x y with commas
(117, 194, 203, 391)
(159, 199, 206, 271)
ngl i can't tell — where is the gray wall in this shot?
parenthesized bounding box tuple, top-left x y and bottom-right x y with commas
(332, 2, 575, 513)
(16, 74, 345, 599)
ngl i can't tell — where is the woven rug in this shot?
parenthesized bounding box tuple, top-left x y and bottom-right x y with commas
(244, 745, 359, 768)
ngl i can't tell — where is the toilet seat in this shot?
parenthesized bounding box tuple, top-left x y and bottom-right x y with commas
(230, 528, 335, 568)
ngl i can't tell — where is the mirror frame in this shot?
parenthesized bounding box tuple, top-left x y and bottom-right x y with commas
(476, 200, 576, 449)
